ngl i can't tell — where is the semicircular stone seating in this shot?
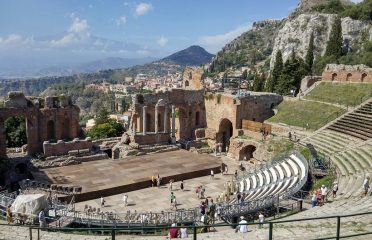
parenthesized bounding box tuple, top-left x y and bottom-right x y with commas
(303, 99, 372, 202)
(231, 152, 308, 205)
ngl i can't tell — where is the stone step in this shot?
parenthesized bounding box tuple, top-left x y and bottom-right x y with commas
(332, 155, 355, 175)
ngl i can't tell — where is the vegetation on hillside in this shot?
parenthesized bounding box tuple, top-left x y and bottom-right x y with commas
(305, 82, 372, 106)
(268, 100, 346, 130)
(5, 117, 27, 147)
(87, 109, 124, 140)
(312, 0, 372, 21)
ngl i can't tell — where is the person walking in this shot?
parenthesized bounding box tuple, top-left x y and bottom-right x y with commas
(151, 175, 155, 187)
(100, 196, 105, 207)
(123, 194, 128, 206)
(258, 212, 265, 229)
(363, 176, 370, 196)
(225, 164, 229, 175)
(180, 224, 188, 238)
(180, 180, 184, 191)
(169, 179, 173, 191)
(6, 205, 12, 224)
(157, 174, 161, 188)
(38, 209, 46, 228)
(332, 182, 338, 198)
(201, 185, 206, 199)
(170, 192, 175, 206)
(210, 169, 214, 179)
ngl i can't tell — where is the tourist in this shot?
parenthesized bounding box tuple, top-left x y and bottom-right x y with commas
(180, 224, 188, 238)
(6, 205, 12, 224)
(234, 170, 238, 179)
(157, 174, 161, 188)
(100, 196, 105, 207)
(172, 197, 178, 210)
(209, 199, 216, 224)
(169, 179, 173, 191)
(196, 186, 201, 198)
(316, 188, 322, 205)
(236, 216, 248, 233)
(216, 204, 222, 220)
(200, 201, 206, 215)
(180, 180, 184, 191)
(201, 185, 206, 199)
(220, 163, 225, 175)
(168, 223, 178, 239)
(225, 164, 229, 175)
(363, 176, 370, 196)
(170, 192, 175, 206)
(288, 132, 292, 141)
(210, 169, 214, 179)
(38, 209, 46, 228)
(205, 197, 209, 206)
(311, 191, 317, 208)
(332, 182, 338, 198)
(151, 175, 155, 187)
(123, 194, 128, 206)
(218, 145, 222, 156)
(258, 212, 264, 229)
(237, 192, 241, 203)
(241, 192, 246, 204)
(321, 185, 328, 204)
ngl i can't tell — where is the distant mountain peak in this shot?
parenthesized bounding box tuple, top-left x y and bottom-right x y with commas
(161, 45, 214, 66)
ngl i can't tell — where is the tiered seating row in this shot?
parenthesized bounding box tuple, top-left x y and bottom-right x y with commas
(234, 154, 308, 204)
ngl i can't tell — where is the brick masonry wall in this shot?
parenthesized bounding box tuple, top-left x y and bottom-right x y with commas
(43, 139, 93, 157)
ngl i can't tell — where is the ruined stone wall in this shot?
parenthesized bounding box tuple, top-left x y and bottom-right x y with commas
(0, 92, 82, 157)
(43, 138, 93, 157)
(322, 64, 372, 82)
(182, 67, 204, 90)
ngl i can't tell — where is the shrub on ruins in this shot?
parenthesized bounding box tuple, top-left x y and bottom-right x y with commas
(87, 121, 124, 140)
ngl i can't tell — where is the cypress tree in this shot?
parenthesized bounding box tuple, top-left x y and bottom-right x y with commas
(325, 17, 343, 58)
(267, 50, 283, 92)
(305, 32, 315, 74)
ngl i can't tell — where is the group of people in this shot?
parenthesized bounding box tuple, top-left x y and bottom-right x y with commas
(195, 185, 206, 199)
(311, 184, 329, 207)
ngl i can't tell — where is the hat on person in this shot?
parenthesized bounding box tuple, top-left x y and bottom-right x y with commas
(240, 216, 245, 220)
(171, 223, 176, 227)
(322, 185, 325, 187)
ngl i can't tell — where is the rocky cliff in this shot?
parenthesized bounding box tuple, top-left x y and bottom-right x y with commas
(270, 14, 371, 68)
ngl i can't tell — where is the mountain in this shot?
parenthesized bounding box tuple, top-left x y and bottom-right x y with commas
(161, 45, 214, 66)
(210, 0, 370, 74)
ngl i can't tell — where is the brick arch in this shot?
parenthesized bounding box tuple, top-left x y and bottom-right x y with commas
(238, 144, 257, 161)
(346, 73, 352, 81)
(361, 73, 367, 82)
(331, 73, 338, 81)
(218, 118, 233, 152)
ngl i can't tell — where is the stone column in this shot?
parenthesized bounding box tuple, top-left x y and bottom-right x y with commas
(155, 106, 159, 134)
(163, 106, 168, 133)
(0, 119, 6, 158)
(171, 105, 176, 138)
(142, 106, 147, 135)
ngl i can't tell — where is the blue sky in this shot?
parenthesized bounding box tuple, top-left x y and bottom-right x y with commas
(0, 0, 302, 70)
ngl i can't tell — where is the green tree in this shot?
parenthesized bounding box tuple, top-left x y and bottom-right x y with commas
(305, 32, 315, 74)
(5, 117, 27, 147)
(242, 69, 248, 79)
(253, 73, 265, 92)
(267, 50, 283, 92)
(95, 108, 110, 125)
(325, 17, 343, 58)
(87, 121, 124, 140)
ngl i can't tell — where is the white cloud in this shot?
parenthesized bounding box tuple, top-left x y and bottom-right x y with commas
(116, 16, 127, 26)
(157, 36, 168, 47)
(50, 17, 90, 47)
(135, 3, 152, 17)
(198, 23, 252, 53)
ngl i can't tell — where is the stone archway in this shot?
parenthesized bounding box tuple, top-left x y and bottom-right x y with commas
(332, 73, 337, 81)
(361, 73, 367, 82)
(218, 118, 233, 152)
(346, 73, 352, 82)
(239, 145, 256, 161)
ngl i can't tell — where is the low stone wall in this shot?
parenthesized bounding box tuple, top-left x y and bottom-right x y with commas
(43, 138, 93, 157)
(227, 138, 260, 161)
(131, 133, 170, 145)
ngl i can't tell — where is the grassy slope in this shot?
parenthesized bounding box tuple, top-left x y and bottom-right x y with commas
(267, 100, 346, 130)
(304, 82, 372, 106)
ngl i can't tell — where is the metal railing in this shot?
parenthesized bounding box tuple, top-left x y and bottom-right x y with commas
(24, 211, 372, 240)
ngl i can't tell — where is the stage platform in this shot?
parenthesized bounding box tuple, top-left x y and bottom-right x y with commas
(32, 150, 221, 202)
